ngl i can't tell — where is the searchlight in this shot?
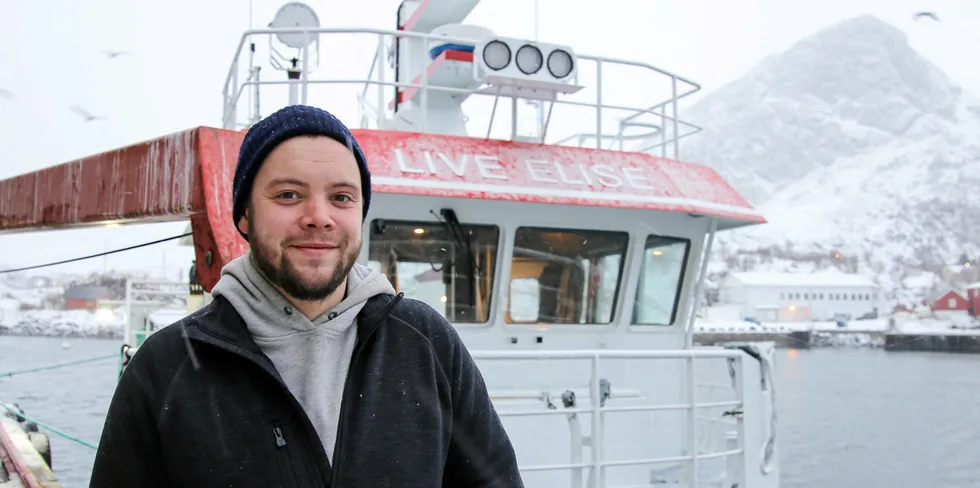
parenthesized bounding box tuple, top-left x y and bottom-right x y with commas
(474, 36, 582, 100)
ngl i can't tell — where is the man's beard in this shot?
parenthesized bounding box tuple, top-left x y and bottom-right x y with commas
(249, 222, 360, 302)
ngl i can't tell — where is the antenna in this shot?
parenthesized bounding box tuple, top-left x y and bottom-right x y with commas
(533, 0, 545, 138)
(267, 2, 322, 106)
(534, 0, 539, 41)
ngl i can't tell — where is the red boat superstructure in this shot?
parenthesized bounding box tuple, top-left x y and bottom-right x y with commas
(0, 127, 762, 291)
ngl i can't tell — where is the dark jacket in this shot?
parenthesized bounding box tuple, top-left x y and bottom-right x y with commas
(89, 293, 524, 487)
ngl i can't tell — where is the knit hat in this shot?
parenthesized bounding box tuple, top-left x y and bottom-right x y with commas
(232, 105, 372, 239)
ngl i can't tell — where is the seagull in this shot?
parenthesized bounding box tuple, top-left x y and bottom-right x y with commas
(103, 50, 128, 59)
(70, 105, 106, 122)
(0, 88, 12, 100)
(913, 12, 939, 22)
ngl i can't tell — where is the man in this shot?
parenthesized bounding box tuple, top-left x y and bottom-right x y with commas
(89, 105, 524, 487)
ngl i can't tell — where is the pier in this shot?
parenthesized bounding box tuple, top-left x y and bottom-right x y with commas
(695, 330, 813, 349)
(884, 333, 980, 354)
(695, 328, 980, 354)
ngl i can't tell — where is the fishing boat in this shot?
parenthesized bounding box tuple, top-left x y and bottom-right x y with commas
(0, 1, 780, 486)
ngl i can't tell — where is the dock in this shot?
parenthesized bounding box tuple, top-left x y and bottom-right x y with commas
(0, 407, 58, 488)
(884, 332, 980, 353)
(695, 327, 980, 354)
(695, 330, 813, 349)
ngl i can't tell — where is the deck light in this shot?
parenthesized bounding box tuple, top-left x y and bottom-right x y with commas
(474, 37, 582, 100)
(516, 44, 543, 75)
(547, 49, 573, 79)
(482, 40, 511, 70)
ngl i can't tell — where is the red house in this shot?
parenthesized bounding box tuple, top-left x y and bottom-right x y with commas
(966, 283, 980, 316)
(63, 285, 114, 310)
(933, 290, 969, 312)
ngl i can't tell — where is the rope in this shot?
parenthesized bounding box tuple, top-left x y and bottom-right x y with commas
(0, 402, 97, 450)
(0, 353, 118, 379)
(0, 232, 191, 274)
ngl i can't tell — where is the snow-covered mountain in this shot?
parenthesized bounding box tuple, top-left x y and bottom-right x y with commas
(679, 15, 980, 301)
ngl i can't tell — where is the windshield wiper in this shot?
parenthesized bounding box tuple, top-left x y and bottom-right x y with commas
(430, 208, 480, 275)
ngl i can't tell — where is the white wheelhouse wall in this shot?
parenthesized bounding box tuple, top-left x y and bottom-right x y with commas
(360, 193, 721, 351)
(356, 194, 779, 488)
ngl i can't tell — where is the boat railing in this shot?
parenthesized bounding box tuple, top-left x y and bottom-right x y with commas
(120, 279, 188, 349)
(470, 348, 749, 488)
(221, 27, 703, 160)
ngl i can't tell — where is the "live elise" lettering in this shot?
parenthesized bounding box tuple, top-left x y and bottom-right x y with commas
(393, 149, 664, 191)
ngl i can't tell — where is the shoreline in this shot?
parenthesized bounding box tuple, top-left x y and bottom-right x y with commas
(6, 328, 980, 355)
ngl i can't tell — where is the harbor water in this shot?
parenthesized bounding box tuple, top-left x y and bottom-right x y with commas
(2, 336, 979, 488)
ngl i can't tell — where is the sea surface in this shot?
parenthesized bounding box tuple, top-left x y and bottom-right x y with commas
(2, 336, 979, 487)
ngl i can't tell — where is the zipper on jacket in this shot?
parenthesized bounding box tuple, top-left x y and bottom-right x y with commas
(274, 426, 287, 447)
(189, 295, 402, 488)
(329, 293, 404, 487)
(188, 314, 336, 485)
(272, 423, 299, 486)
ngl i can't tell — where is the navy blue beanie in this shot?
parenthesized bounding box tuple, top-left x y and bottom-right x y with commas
(232, 105, 371, 239)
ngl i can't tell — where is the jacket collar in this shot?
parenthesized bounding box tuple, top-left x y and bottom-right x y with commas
(182, 293, 404, 362)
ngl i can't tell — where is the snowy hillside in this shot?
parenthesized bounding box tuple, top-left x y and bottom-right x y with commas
(677, 15, 980, 302)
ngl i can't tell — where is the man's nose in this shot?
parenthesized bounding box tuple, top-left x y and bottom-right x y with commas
(299, 197, 335, 229)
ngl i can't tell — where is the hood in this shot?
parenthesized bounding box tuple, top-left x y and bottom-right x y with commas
(210, 250, 396, 339)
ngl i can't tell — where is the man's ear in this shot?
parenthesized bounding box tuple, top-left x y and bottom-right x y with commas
(237, 208, 249, 237)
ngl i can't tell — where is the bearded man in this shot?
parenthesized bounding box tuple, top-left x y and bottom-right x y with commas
(89, 105, 523, 488)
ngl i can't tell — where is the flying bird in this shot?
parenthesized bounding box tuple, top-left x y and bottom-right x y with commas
(70, 105, 106, 122)
(913, 12, 939, 22)
(104, 50, 128, 59)
(0, 88, 13, 100)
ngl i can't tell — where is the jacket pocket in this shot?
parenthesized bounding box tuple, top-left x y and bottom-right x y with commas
(269, 420, 300, 487)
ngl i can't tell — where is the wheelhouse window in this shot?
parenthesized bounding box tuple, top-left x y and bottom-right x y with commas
(632, 235, 690, 326)
(507, 227, 628, 325)
(366, 212, 498, 323)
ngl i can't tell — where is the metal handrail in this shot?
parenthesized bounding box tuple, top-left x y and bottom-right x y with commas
(470, 349, 745, 487)
(223, 77, 697, 133)
(221, 26, 701, 95)
(221, 27, 703, 159)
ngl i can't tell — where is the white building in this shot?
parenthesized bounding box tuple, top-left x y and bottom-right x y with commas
(718, 271, 882, 322)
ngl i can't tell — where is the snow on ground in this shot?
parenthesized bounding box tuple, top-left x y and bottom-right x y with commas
(696, 316, 980, 336)
(0, 281, 62, 310)
(0, 309, 124, 339)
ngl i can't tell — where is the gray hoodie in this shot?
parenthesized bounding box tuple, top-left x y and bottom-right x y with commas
(210, 251, 395, 462)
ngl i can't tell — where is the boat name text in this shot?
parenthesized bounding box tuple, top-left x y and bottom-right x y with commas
(393, 149, 665, 190)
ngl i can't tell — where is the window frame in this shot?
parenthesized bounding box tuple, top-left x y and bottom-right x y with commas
(364, 217, 502, 325)
(504, 225, 631, 327)
(630, 234, 692, 327)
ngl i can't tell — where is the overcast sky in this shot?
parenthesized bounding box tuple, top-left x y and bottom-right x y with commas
(0, 0, 969, 277)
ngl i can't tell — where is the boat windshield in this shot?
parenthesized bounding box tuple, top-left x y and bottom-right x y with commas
(368, 215, 692, 326)
(367, 217, 500, 323)
(508, 227, 627, 325)
(632, 235, 691, 326)
(367, 216, 692, 326)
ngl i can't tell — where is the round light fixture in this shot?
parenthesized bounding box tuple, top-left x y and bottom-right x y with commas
(547, 49, 574, 78)
(482, 40, 511, 71)
(515, 44, 543, 75)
